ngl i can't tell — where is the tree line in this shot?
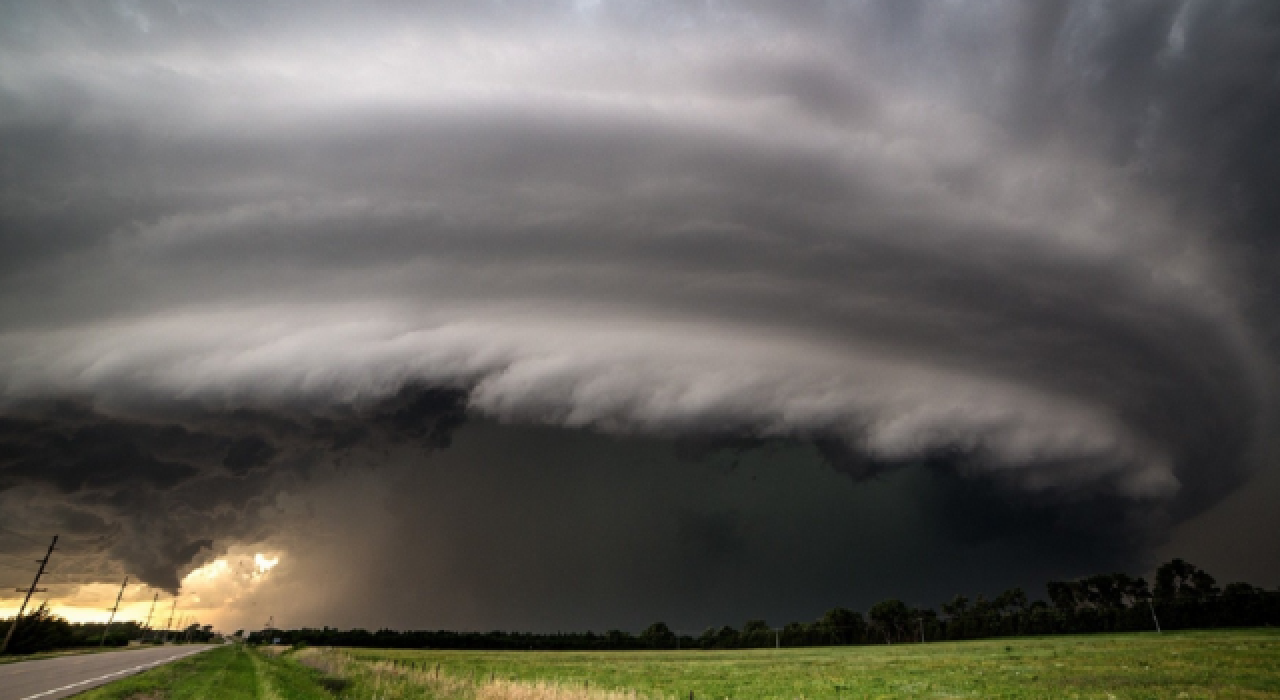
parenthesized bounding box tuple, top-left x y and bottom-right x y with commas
(246, 558, 1279, 650)
(0, 603, 215, 655)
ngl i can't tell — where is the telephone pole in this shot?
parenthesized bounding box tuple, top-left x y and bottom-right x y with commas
(1, 534, 57, 655)
(100, 576, 129, 647)
(163, 600, 176, 643)
(142, 592, 159, 641)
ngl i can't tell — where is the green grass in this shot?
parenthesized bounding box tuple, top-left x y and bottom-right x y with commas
(343, 628, 1280, 699)
(71, 644, 333, 699)
(68, 630, 1280, 699)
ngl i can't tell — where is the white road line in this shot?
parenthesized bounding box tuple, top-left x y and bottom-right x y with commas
(17, 648, 207, 700)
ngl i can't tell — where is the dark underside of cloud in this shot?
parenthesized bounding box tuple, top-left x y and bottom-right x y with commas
(0, 395, 1153, 630)
(1, 0, 1279, 627)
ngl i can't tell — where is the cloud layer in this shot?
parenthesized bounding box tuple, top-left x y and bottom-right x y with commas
(2, 1, 1278, 621)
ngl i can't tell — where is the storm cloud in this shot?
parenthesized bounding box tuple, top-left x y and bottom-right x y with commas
(2, 1, 1278, 628)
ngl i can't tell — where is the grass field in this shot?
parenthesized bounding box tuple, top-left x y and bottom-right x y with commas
(336, 629, 1280, 699)
(72, 629, 1280, 699)
(72, 644, 332, 700)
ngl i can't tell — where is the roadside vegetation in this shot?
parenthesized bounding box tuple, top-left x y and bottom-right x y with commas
(71, 644, 331, 700)
(74, 629, 1280, 699)
(0, 602, 215, 655)
(326, 628, 1280, 699)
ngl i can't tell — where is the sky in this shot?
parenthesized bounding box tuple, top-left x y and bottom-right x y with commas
(1, 0, 1279, 634)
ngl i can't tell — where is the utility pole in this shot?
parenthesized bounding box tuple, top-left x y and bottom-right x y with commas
(1, 534, 57, 655)
(142, 593, 159, 641)
(100, 576, 129, 647)
(163, 599, 176, 644)
(1147, 599, 1162, 634)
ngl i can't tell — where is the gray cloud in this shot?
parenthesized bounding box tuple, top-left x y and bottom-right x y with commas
(0, 388, 466, 591)
(1, 0, 1278, 623)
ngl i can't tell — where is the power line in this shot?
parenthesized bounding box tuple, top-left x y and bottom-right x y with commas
(163, 599, 176, 644)
(1, 534, 57, 655)
(142, 592, 159, 638)
(100, 576, 129, 647)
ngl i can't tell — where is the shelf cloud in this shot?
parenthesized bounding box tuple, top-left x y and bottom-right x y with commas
(1, 1, 1278, 627)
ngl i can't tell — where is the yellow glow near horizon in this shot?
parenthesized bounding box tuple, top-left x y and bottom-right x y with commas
(1, 550, 284, 627)
(0, 595, 159, 625)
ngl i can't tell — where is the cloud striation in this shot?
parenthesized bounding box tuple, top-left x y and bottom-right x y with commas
(1, 1, 1278, 626)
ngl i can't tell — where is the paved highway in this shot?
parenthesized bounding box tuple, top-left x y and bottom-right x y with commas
(0, 645, 214, 700)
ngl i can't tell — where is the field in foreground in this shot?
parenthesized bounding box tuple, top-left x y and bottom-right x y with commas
(71, 644, 331, 700)
(73, 629, 1280, 699)
(339, 629, 1280, 699)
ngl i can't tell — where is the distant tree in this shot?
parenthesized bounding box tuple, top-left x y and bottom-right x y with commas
(945, 595, 970, 615)
(1117, 574, 1152, 605)
(868, 599, 910, 644)
(993, 588, 1028, 615)
(781, 621, 810, 646)
(737, 619, 772, 647)
(640, 622, 676, 649)
(715, 625, 739, 648)
(1155, 559, 1219, 601)
(0, 604, 75, 654)
(819, 607, 864, 644)
(605, 629, 629, 648)
(1046, 581, 1078, 613)
(697, 627, 718, 649)
(1223, 582, 1260, 597)
(912, 607, 939, 641)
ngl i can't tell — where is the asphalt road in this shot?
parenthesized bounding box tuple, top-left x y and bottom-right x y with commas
(0, 644, 214, 700)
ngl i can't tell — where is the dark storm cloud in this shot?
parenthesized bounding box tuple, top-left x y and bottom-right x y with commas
(1, 0, 1279, 619)
(245, 422, 1159, 633)
(0, 389, 467, 590)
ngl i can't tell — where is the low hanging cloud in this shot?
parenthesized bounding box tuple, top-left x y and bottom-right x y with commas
(1, 0, 1279, 612)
